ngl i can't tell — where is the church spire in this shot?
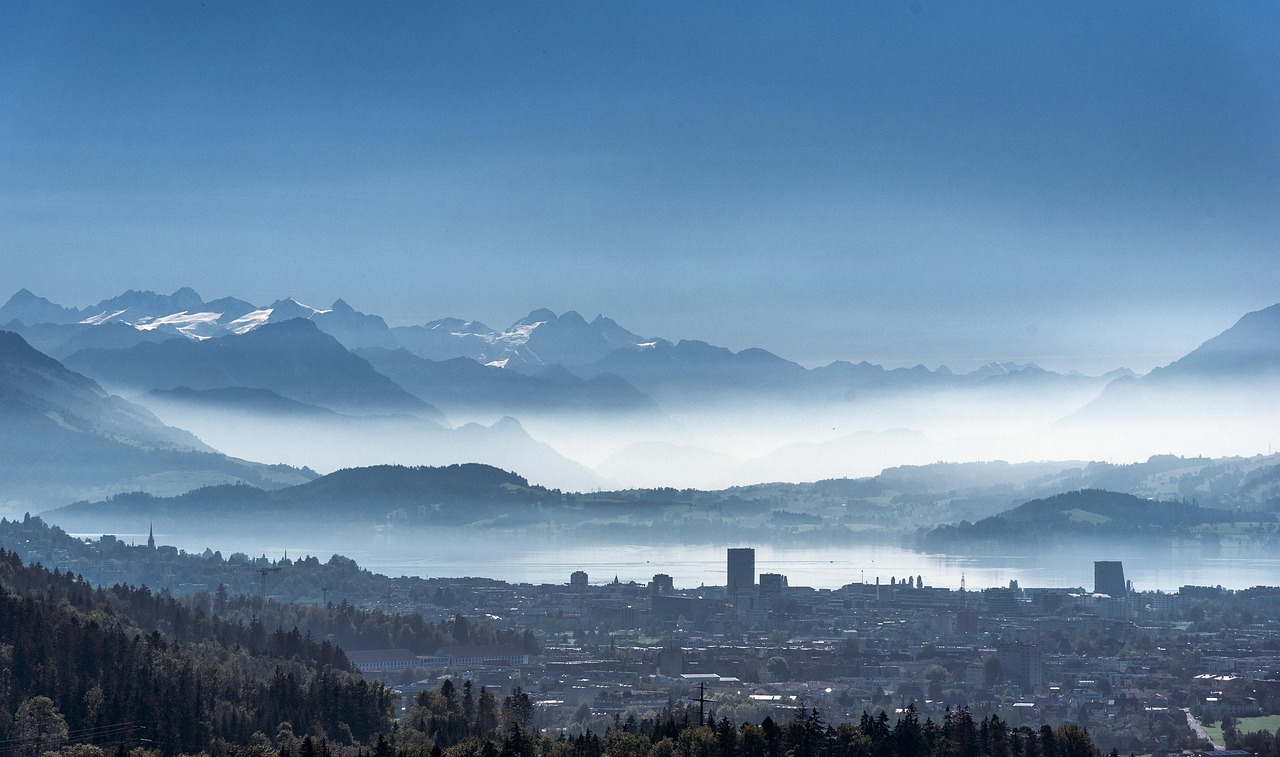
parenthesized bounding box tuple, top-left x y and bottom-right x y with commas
(147, 522, 155, 550)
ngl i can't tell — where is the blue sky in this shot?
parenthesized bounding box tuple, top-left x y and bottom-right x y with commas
(2, 2, 1277, 372)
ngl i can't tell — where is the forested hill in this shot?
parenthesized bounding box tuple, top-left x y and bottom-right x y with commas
(0, 549, 392, 754)
(274, 463, 533, 506)
(48, 463, 551, 527)
(918, 489, 1276, 551)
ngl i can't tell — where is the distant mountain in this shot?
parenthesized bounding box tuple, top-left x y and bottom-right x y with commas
(145, 386, 340, 417)
(0, 289, 398, 352)
(26, 288, 1280, 437)
(357, 347, 658, 416)
(390, 318, 498, 361)
(48, 463, 560, 529)
(80, 287, 206, 324)
(1147, 303, 1280, 380)
(0, 288, 84, 325)
(3, 290, 1129, 408)
(63, 318, 442, 419)
(583, 338, 809, 402)
(1070, 302, 1280, 424)
(0, 330, 313, 510)
(917, 488, 1269, 550)
(390, 308, 652, 369)
(0, 330, 205, 451)
(497, 309, 650, 369)
(309, 299, 398, 349)
(0, 320, 181, 359)
(1025, 454, 1280, 510)
(1, 291, 658, 372)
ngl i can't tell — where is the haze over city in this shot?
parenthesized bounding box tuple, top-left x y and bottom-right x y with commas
(2, 5, 1280, 757)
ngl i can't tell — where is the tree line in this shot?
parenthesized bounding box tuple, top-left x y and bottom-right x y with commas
(0, 549, 392, 755)
(391, 681, 1105, 757)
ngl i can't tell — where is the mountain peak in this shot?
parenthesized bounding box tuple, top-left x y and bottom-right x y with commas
(0, 289, 84, 325)
(1151, 302, 1280, 379)
(520, 308, 559, 325)
(0, 329, 64, 372)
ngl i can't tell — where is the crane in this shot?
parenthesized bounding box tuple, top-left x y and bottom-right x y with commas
(252, 565, 282, 598)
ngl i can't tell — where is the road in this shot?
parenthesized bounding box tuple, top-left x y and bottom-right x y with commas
(1184, 708, 1223, 750)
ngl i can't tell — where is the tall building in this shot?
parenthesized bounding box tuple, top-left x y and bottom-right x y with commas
(727, 548, 755, 596)
(1094, 561, 1126, 596)
(651, 573, 675, 595)
(758, 573, 787, 597)
(570, 570, 588, 592)
(997, 640, 1044, 692)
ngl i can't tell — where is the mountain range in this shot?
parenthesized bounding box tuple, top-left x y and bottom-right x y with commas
(1, 288, 1142, 406)
(61, 318, 443, 419)
(2, 287, 1277, 495)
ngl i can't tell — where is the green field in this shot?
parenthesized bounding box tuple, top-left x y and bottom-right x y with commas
(1204, 714, 1280, 745)
(1235, 715, 1280, 734)
(1203, 724, 1224, 746)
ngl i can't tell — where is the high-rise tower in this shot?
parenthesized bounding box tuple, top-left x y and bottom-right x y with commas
(1094, 561, 1126, 596)
(727, 548, 755, 597)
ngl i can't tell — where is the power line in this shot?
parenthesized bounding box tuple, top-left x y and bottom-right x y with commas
(0, 722, 145, 757)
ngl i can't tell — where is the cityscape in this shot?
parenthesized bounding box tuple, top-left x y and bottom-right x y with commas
(4, 516, 1277, 757)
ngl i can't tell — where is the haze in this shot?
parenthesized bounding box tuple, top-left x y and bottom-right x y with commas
(3, 2, 1278, 375)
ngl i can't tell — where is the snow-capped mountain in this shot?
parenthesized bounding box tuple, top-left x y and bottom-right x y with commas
(0, 290, 655, 367)
(389, 308, 653, 369)
(62, 318, 445, 420)
(1, 288, 1134, 404)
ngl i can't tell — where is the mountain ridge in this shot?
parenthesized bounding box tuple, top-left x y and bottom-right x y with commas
(2, 288, 1140, 384)
(62, 318, 445, 420)
(0, 329, 314, 510)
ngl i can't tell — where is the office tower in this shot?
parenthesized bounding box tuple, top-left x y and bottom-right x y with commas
(1094, 561, 1126, 596)
(727, 548, 755, 596)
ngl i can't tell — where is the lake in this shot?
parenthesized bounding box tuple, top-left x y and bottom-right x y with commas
(110, 530, 1280, 592)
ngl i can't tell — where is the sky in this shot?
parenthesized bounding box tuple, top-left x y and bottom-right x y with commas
(1, 2, 1277, 374)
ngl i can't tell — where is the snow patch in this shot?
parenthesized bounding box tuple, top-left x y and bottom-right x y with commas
(80, 309, 129, 325)
(288, 297, 330, 315)
(496, 321, 545, 347)
(228, 309, 273, 334)
(485, 358, 510, 369)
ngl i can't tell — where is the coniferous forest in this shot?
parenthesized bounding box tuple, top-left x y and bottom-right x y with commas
(0, 548, 390, 755)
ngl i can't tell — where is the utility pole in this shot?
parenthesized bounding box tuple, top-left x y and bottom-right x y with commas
(694, 682, 708, 727)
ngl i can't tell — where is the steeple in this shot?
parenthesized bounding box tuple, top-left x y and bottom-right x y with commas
(147, 523, 155, 550)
